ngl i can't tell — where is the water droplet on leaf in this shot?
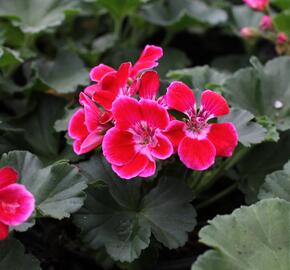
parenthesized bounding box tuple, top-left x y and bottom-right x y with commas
(274, 100, 283, 109)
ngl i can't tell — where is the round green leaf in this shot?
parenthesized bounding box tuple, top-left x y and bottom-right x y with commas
(74, 177, 196, 262)
(220, 108, 266, 147)
(259, 160, 290, 201)
(0, 238, 40, 270)
(36, 50, 89, 94)
(192, 199, 290, 270)
(0, 151, 88, 220)
(0, 0, 79, 33)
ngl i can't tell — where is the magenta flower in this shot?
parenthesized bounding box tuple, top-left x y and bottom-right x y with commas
(164, 82, 238, 171)
(85, 45, 163, 110)
(243, 0, 269, 11)
(260, 15, 273, 30)
(68, 93, 112, 155)
(102, 97, 173, 179)
(277, 32, 288, 44)
(0, 167, 35, 240)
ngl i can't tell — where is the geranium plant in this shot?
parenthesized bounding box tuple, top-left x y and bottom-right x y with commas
(0, 0, 289, 270)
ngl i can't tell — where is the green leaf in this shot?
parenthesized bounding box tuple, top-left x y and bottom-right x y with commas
(98, 0, 140, 21)
(140, 0, 227, 27)
(167, 65, 229, 90)
(0, 238, 40, 270)
(231, 5, 263, 29)
(192, 198, 290, 270)
(257, 116, 280, 142)
(157, 48, 190, 77)
(0, 0, 79, 33)
(74, 177, 196, 262)
(0, 150, 87, 220)
(259, 160, 290, 201)
(238, 130, 290, 202)
(36, 50, 89, 93)
(0, 46, 22, 67)
(273, 11, 290, 36)
(54, 107, 78, 132)
(224, 57, 290, 131)
(220, 108, 266, 147)
(270, 0, 290, 10)
(191, 250, 232, 270)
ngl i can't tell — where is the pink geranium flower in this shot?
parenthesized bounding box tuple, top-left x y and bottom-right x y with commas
(85, 45, 163, 110)
(164, 82, 238, 171)
(260, 15, 273, 30)
(0, 167, 35, 240)
(68, 93, 112, 155)
(277, 32, 288, 44)
(244, 0, 269, 11)
(102, 97, 173, 179)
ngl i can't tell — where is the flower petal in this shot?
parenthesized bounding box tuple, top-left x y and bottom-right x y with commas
(139, 71, 159, 100)
(68, 109, 89, 139)
(131, 45, 163, 78)
(79, 133, 104, 154)
(200, 90, 229, 118)
(112, 153, 148, 179)
(84, 84, 98, 97)
(163, 120, 186, 152)
(178, 137, 216, 170)
(103, 128, 136, 166)
(0, 222, 8, 240)
(207, 123, 238, 157)
(139, 160, 156, 178)
(112, 97, 142, 130)
(0, 184, 35, 226)
(0, 167, 18, 190)
(116, 62, 131, 90)
(139, 99, 170, 130)
(166, 81, 196, 115)
(151, 133, 173, 159)
(93, 90, 117, 111)
(79, 93, 102, 132)
(90, 64, 115, 82)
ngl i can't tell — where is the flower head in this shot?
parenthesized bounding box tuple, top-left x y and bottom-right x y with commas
(86, 45, 163, 110)
(277, 32, 288, 44)
(164, 82, 238, 170)
(260, 15, 273, 31)
(243, 0, 269, 11)
(103, 97, 173, 179)
(0, 167, 35, 240)
(68, 93, 112, 155)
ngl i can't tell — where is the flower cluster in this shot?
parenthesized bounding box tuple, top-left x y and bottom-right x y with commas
(240, 0, 289, 54)
(0, 167, 35, 240)
(69, 45, 238, 179)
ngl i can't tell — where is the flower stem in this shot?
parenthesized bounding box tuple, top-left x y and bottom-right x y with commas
(196, 182, 238, 210)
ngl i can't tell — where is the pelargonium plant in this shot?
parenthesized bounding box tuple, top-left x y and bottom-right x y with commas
(69, 45, 238, 179)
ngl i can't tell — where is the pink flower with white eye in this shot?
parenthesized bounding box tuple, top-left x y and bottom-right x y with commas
(85, 45, 163, 110)
(163, 82, 238, 171)
(277, 32, 288, 44)
(68, 93, 112, 155)
(260, 15, 273, 30)
(243, 0, 269, 11)
(102, 97, 173, 179)
(0, 167, 35, 240)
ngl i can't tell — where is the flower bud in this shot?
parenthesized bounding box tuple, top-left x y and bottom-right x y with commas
(259, 15, 273, 31)
(240, 27, 259, 39)
(277, 32, 288, 44)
